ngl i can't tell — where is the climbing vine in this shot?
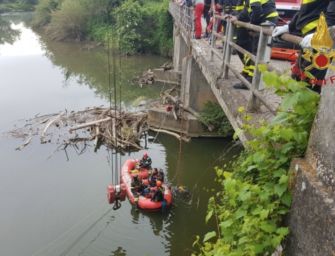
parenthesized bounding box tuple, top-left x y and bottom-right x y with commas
(194, 71, 320, 255)
(200, 101, 234, 137)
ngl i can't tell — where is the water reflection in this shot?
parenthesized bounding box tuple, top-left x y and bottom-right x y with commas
(0, 16, 20, 45)
(41, 37, 169, 106)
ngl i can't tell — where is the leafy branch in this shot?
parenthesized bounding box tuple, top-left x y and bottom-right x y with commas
(194, 71, 320, 256)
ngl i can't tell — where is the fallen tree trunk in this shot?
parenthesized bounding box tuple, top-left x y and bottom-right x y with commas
(149, 127, 190, 142)
(69, 117, 112, 133)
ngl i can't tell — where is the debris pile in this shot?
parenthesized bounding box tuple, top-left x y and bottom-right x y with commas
(8, 107, 148, 154)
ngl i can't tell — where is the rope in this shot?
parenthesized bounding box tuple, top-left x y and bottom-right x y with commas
(31, 199, 109, 256)
(118, 37, 122, 182)
(107, 30, 115, 186)
(59, 207, 113, 256)
(112, 35, 118, 184)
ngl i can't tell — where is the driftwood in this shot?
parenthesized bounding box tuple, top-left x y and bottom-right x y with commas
(8, 107, 149, 154)
(15, 136, 32, 151)
(160, 62, 173, 71)
(149, 127, 190, 142)
(135, 69, 155, 87)
(41, 111, 66, 144)
(69, 117, 112, 133)
(161, 90, 214, 131)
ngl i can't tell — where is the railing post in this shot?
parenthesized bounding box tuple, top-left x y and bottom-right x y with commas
(210, 18, 217, 61)
(248, 22, 274, 111)
(222, 19, 235, 79)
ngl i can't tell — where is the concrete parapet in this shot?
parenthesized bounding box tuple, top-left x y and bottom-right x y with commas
(306, 85, 335, 192)
(286, 159, 335, 256)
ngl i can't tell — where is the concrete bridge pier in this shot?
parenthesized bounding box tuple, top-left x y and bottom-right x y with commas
(148, 24, 220, 137)
(180, 54, 218, 112)
(172, 23, 191, 73)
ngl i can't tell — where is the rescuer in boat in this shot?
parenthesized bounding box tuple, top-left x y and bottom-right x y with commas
(141, 179, 151, 197)
(230, 0, 278, 90)
(149, 168, 159, 187)
(131, 174, 141, 193)
(272, 0, 335, 93)
(139, 152, 152, 169)
(157, 169, 165, 182)
(152, 180, 164, 202)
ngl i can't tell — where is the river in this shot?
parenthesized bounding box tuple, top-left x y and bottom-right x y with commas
(0, 13, 241, 256)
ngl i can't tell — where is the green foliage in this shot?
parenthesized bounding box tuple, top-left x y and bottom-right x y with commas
(31, 0, 173, 55)
(0, 0, 37, 13)
(195, 73, 320, 255)
(200, 101, 234, 137)
(113, 0, 173, 55)
(113, 0, 144, 55)
(46, 0, 90, 41)
(31, 0, 59, 28)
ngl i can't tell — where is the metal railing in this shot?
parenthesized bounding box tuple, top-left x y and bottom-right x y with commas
(169, 1, 303, 114)
(170, 2, 193, 36)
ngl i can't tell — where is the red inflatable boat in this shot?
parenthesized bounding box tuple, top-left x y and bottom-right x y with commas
(120, 159, 173, 211)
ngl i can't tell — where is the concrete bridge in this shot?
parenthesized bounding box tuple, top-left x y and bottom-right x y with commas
(150, 2, 335, 255)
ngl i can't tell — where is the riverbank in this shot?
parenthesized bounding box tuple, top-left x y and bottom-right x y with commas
(32, 0, 173, 56)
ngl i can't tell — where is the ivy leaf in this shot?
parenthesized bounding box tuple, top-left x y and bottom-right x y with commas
(276, 227, 289, 237)
(260, 222, 276, 233)
(281, 94, 299, 111)
(274, 183, 287, 197)
(203, 231, 216, 242)
(279, 175, 288, 184)
(206, 209, 214, 223)
(238, 190, 251, 201)
(238, 236, 249, 245)
(220, 219, 234, 229)
(234, 208, 247, 219)
(273, 169, 286, 178)
(281, 192, 292, 207)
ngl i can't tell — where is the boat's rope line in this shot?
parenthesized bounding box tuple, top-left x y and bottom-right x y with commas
(107, 30, 114, 186)
(112, 32, 119, 185)
(31, 198, 109, 256)
(118, 36, 122, 176)
(59, 207, 113, 256)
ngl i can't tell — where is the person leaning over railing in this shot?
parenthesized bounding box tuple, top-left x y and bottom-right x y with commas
(204, 0, 212, 36)
(193, 0, 205, 39)
(272, 0, 335, 93)
(229, 0, 278, 90)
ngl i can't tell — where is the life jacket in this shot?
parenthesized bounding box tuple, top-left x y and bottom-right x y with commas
(289, 0, 335, 36)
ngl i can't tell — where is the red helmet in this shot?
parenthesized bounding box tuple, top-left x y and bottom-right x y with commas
(143, 152, 148, 159)
(156, 180, 162, 187)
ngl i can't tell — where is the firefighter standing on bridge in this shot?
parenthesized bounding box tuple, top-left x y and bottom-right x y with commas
(272, 0, 335, 93)
(231, 0, 279, 89)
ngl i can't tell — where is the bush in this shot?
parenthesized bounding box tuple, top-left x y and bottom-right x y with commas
(31, 0, 58, 28)
(113, 0, 144, 54)
(46, 0, 89, 41)
(200, 102, 234, 137)
(195, 71, 320, 256)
